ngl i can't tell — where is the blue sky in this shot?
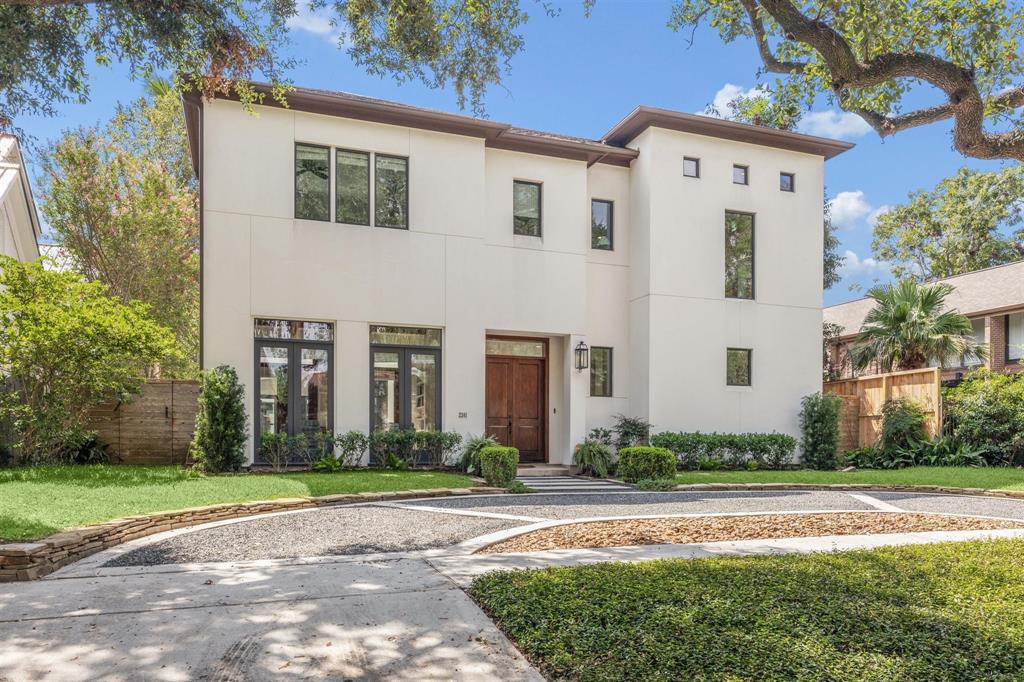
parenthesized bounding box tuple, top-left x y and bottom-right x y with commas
(16, 1, 1015, 306)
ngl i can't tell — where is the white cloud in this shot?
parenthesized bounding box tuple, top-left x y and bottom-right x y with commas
(797, 110, 871, 139)
(840, 250, 889, 277)
(702, 83, 768, 117)
(287, 7, 342, 44)
(828, 191, 873, 230)
(867, 205, 892, 227)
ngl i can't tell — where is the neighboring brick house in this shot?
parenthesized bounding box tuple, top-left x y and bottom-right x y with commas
(824, 261, 1024, 382)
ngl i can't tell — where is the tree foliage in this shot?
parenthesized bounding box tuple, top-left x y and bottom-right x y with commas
(670, 0, 1024, 161)
(871, 166, 1024, 281)
(0, 256, 177, 462)
(39, 81, 199, 377)
(850, 280, 985, 372)
(189, 365, 248, 473)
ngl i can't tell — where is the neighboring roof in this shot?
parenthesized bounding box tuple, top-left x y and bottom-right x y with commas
(825, 260, 1024, 337)
(602, 106, 855, 159)
(0, 133, 42, 250)
(182, 83, 854, 173)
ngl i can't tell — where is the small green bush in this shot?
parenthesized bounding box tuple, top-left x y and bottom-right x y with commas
(479, 446, 518, 486)
(189, 365, 248, 473)
(574, 438, 613, 477)
(880, 399, 928, 456)
(458, 434, 498, 474)
(259, 431, 291, 472)
(617, 446, 675, 483)
(650, 432, 796, 470)
(336, 431, 368, 467)
(945, 370, 1024, 466)
(415, 430, 463, 467)
(798, 392, 843, 470)
(612, 414, 651, 450)
(311, 455, 343, 472)
(507, 480, 532, 494)
(369, 429, 416, 467)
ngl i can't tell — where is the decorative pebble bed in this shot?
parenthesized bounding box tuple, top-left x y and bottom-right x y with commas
(478, 512, 1023, 554)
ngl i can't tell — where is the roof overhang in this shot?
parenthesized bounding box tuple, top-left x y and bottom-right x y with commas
(603, 106, 855, 159)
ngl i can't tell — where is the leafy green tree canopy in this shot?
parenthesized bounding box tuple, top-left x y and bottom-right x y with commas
(0, 256, 177, 462)
(871, 165, 1024, 282)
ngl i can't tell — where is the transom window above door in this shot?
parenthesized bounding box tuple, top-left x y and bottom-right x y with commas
(371, 326, 442, 435)
(295, 143, 408, 229)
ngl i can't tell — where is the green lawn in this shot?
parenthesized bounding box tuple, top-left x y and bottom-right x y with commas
(675, 466, 1024, 490)
(0, 465, 475, 541)
(471, 539, 1024, 681)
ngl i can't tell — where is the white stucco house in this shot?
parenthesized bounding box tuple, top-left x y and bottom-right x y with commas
(183, 85, 852, 465)
(0, 134, 41, 263)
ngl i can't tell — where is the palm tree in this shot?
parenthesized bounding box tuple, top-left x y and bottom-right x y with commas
(850, 280, 986, 373)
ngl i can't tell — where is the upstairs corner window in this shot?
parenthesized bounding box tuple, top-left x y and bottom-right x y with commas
(295, 143, 330, 221)
(513, 180, 542, 237)
(732, 164, 749, 185)
(336, 150, 370, 225)
(724, 211, 754, 299)
(726, 348, 752, 386)
(590, 347, 612, 397)
(683, 157, 700, 178)
(591, 199, 613, 250)
(375, 155, 409, 229)
(1009, 313, 1024, 362)
(780, 172, 795, 192)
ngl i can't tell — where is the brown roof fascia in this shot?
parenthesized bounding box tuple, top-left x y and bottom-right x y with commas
(603, 106, 855, 159)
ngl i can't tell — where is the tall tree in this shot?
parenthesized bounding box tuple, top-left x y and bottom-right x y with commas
(39, 83, 199, 376)
(871, 166, 1024, 281)
(670, 0, 1024, 161)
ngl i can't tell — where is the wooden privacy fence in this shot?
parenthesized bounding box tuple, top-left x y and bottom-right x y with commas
(87, 380, 199, 464)
(823, 367, 942, 452)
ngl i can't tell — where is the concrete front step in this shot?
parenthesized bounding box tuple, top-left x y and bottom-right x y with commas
(516, 464, 573, 477)
(515, 475, 633, 493)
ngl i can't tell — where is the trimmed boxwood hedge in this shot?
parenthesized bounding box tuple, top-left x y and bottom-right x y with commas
(617, 446, 675, 482)
(479, 446, 518, 487)
(651, 431, 796, 470)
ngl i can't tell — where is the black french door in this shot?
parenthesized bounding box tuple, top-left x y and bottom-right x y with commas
(370, 346, 441, 433)
(255, 340, 333, 460)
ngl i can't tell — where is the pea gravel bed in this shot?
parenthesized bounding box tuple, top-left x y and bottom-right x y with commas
(479, 512, 1023, 554)
(106, 506, 526, 566)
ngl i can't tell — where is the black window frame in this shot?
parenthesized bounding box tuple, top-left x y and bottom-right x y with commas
(724, 209, 755, 300)
(335, 148, 371, 226)
(374, 153, 410, 230)
(369, 330, 442, 437)
(683, 157, 701, 178)
(590, 199, 614, 251)
(780, 172, 795, 192)
(590, 346, 613, 397)
(513, 180, 543, 237)
(726, 348, 752, 387)
(732, 164, 749, 185)
(294, 142, 332, 222)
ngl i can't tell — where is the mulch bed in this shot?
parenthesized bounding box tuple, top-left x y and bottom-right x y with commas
(478, 512, 1023, 554)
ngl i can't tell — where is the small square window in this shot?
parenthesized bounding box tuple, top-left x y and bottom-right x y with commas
(513, 180, 542, 237)
(591, 199, 613, 250)
(590, 347, 612, 397)
(780, 172, 795, 192)
(732, 165, 749, 185)
(683, 157, 700, 178)
(726, 348, 751, 386)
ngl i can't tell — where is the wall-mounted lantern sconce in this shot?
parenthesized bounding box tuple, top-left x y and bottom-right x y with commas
(574, 341, 590, 372)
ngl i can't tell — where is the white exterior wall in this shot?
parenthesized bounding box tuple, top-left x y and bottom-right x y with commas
(0, 136, 40, 262)
(201, 100, 825, 463)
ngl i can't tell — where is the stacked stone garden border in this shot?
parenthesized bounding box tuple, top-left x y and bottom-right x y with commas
(0, 486, 503, 582)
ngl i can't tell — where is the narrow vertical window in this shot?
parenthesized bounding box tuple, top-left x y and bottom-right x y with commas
(780, 172, 795, 192)
(725, 211, 754, 299)
(513, 180, 542, 236)
(590, 347, 612, 397)
(732, 164, 749, 185)
(683, 157, 700, 178)
(295, 143, 330, 221)
(375, 155, 408, 229)
(1008, 313, 1024, 362)
(726, 348, 751, 386)
(591, 199, 613, 250)
(336, 150, 370, 225)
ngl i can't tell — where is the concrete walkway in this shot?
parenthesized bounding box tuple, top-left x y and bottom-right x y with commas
(4, 488, 1024, 680)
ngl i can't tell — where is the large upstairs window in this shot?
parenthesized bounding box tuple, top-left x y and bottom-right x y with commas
(335, 150, 370, 225)
(724, 211, 754, 299)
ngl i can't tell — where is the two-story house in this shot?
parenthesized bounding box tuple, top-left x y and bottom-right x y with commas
(183, 85, 852, 465)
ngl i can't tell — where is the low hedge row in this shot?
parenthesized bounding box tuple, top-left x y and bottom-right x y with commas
(650, 431, 796, 470)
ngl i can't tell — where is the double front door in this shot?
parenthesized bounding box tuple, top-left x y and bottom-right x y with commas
(486, 353, 546, 463)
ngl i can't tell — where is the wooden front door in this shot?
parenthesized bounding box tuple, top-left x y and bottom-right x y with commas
(486, 356, 546, 462)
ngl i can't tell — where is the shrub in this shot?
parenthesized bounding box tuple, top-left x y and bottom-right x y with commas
(798, 392, 843, 470)
(587, 427, 614, 446)
(574, 438, 613, 477)
(479, 446, 518, 487)
(458, 434, 498, 474)
(65, 434, 110, 465)
(259, 431, 291, 472)
(312, 455, 343, 472)
(189, 365, 248, 473)
(369, 429, 416, 467)
(880, 399, 928, 455)
(336, 431, 369, 467)
(945, 370, 1024, 466)
(507, 480, 532, 494)
(650, 432, 796, 470)
(416, 430, 463, 467)
(612, 414, 651, 450)
(617, 447, 675, 483)
(633, 478, 677, 491)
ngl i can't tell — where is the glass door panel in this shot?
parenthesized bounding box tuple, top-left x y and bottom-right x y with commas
(373, 351, 401, 431)
(258, 346, 289, 435)
(299, 347, 330, 435)
(409, 352, 438, 431)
